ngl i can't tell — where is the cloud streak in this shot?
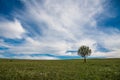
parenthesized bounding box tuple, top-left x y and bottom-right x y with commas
(0, 0, 120, 59)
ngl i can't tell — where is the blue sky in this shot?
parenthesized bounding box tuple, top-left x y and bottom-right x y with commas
(0, 0, 120, 59)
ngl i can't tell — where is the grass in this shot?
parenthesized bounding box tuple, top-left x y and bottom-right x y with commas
(0, 58, 120, 80)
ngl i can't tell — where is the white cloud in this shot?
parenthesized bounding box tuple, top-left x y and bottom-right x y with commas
(13, 55, 59, 60)
(8, 37, 69, 55)
(101, 33, 120, 50)
(15, 0, 103, 55)
(0, 19, 25, 39)
(0, 0, 120, 59)
(92, 50, 120, 58)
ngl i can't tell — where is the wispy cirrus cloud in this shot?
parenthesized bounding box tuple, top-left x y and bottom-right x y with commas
(0, 0, 120, 59)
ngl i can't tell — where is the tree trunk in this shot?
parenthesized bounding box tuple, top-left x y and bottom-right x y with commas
(84, 57, 86, 63)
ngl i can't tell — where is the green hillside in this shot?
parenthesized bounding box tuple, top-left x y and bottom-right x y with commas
(0, 58, 120, 80)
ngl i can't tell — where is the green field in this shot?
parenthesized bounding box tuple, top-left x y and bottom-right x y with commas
(0, 58, 120, 80)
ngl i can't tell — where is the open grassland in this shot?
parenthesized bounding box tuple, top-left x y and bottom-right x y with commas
(0, 58, 120, 80)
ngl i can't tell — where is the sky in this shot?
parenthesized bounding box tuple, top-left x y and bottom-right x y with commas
(0, 0, 120, 60)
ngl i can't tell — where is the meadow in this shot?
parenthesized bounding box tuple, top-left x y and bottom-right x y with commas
(0, 58, 120, 80)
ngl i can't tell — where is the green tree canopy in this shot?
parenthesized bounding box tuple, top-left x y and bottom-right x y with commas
(78, 45, 92, 62)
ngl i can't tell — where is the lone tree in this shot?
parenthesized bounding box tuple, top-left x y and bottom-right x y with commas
(78, 45, 92, 63)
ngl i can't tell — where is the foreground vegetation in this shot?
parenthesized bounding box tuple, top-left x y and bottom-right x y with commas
(0, 58, 120, 80)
